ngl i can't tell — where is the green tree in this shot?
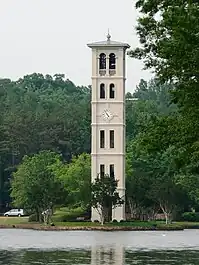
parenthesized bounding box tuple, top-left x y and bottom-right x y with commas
(126, 115, 190, 223)
(10, 150, 65, 221)
(147, 147, 186, 224)
(175, 174, 199, 211)
(0, 73, 91, 210)
(129, 1, 199, 179)
(53, 153, 91, 209)
(126, 140, 157, 220)
(129, 0, 199, 110)
(126, 78, 176, 141)
(91, 174, 124, 225)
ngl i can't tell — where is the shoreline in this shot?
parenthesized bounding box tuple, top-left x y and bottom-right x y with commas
(0, 224, 184, 231)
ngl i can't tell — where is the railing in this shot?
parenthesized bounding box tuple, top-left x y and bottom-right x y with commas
(99, 70, 106, 76)
(99, 69, 116, 76)
(109, 69, 116, 76)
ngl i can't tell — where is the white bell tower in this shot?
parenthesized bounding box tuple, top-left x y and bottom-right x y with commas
(87, 33, 130, 222)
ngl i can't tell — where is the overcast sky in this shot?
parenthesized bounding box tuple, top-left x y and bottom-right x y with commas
(0, 0, 152, 92)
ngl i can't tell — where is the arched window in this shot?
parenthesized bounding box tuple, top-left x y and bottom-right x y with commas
(100, 83, 105, 99)
(99, 53, 106, 69)
(109, 53, 116, 69)
(109, 83, 115, 99)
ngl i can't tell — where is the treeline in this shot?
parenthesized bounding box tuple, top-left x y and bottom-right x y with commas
(127, 0, 199, 222)
(2, 72, 194, 223)
(0, 73, 91, 210)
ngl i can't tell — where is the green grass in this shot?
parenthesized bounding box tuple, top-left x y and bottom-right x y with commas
(50, 220, 199, 229)
(1, 214, 199, 230)
(52, 207, 86, 223)
(54, 221, 101, 227)
(54, 221, 155, 227)
(0, 216, 29, 225)
(54, 207, 83, 215)
(0, 218, 163, 227)
(172, 221, 199, 228)
(53, 221, 177, 228)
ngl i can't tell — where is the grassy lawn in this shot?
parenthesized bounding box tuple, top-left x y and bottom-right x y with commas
(1, 214, 199, 230)
(50, 220, 199, 229)
(0, 218, 165, 227)
(0, 216, 29, 225)
(53, 221, 159, 227)
(0, 217, 164, 227)
(172, 221, 199, 228)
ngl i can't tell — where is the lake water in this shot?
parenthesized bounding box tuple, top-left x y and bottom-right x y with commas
(0, 229, 199, 264)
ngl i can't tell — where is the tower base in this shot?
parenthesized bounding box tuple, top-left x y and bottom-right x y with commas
(91, 205, 126, 222)
(91, 207, 101, 222)
(112, 188, 126, 221)
(91, 188, 126, 222)
(112, 204, 125, 222)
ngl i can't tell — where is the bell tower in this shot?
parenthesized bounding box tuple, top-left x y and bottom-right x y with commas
(87, 33, 130, 222)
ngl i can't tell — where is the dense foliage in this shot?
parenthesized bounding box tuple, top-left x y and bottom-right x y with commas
(0, 73, 90, 211)
(11, 151, 65, 221)
(126, 0, 199, 222)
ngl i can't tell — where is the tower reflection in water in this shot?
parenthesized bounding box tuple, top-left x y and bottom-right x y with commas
(91, 245, 125, 265)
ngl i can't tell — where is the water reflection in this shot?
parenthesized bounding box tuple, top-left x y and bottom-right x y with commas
(1, 229, 199, 264)
(91, 245, 124, 265)
(1, 229, 199, 250)
(0, 250, 91, 265)
(1, 248, 199, 265)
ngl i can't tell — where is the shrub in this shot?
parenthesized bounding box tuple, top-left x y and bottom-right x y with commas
(94, 220, 99, 223)
(28, 213, 44, 222)
(28, 214, 37, 222)
(112, 219, 118, 223)
(181, 212, 199, 222)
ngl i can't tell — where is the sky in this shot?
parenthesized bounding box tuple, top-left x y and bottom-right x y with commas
(0, 0, 152, 92)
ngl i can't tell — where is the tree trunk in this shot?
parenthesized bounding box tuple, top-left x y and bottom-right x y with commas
(148, 205, 159, 221)
(164, 212, 172, 224)
(100, 208, 105, 225)
(35, 209, 40, 222)
(100, 214, 104, 225)
(38, 208, 43, 223)
(128, 197, 134, 219)
(160, 203, 172, 224)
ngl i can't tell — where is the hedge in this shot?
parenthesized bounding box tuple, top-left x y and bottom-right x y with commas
(181, 212, 199, 222)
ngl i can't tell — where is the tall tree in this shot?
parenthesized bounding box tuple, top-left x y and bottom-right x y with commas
(129, 0, 199, 111)
(10, 151, 65, 221)
(53, 153, 91, 209)
(0, 73, 91, 210)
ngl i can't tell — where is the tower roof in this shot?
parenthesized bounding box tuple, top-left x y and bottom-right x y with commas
(87, 31, 130, 49)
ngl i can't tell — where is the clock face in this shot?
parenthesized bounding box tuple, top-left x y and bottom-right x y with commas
(102, 109, 113, 121)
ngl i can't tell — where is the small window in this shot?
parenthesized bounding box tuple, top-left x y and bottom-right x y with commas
(110, 164, 114, 178)
(110, 130, 114, 148)
(100, 130, 105, 148)
(99, 53, 106, 69)
(109, 53, 116, 69)
(100, 164, 105, 177)
(109, 84, 115, 99)
(100, 83, 105, 99)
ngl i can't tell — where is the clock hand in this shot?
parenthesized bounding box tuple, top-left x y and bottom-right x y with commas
(105, 110, 109, 117)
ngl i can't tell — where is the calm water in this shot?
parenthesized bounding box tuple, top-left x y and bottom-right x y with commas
(0, 229, 199, 264)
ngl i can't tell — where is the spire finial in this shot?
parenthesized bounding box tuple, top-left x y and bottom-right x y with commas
(107, 29, 111, 42)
